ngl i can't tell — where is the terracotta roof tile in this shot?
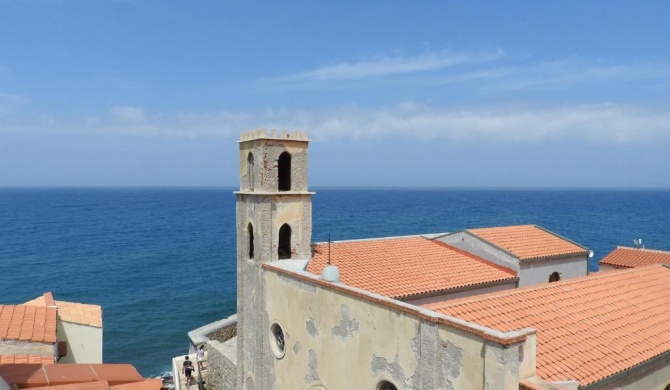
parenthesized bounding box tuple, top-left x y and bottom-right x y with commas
(0, 354, 55, 365)
(28, 380, 111, 390)
(55, 301, 103, 328)
(0, 305, 57, 343)
(306, 236, 516, 299)
(24, 293, 103, 328)
(427, 264, 670, 386)
(0, 364, 145, 388)
(111, 379, 163, 390)
(467, 225, 588, 261)
(599, 246, 670, 268)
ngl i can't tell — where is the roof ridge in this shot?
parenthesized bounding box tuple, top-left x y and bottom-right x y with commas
(313, 234, 438, 245)
(616, 246, 670, 254)
(428, 263, 667, 308)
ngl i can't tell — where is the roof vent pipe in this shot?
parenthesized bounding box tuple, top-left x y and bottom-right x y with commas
(321, 233, 340, 282)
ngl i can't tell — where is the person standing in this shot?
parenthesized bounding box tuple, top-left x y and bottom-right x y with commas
(182, 356, 195, 387)
(196, 344, 206, 371)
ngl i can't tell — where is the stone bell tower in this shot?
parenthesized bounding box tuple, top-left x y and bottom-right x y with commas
(235, 129, 313, 389)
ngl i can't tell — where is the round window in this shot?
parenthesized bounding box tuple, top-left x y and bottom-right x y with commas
(269, 322, 286, 359)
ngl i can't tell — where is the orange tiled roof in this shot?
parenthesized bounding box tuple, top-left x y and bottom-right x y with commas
(306, 236, 516, 299)
(467, 224, 588, 261)
(0, 305, 57, 343)
(24, 293, 103, 328)
(55, 301, 103, 328)
(600, 246, 670, 268)
(427, 264, 670, 386)
(0, 364, 145, 388)
(0, 354, 55, 365)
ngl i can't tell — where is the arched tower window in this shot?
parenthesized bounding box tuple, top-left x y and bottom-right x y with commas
(247, 152, 255, 190)
(278, 224, 291, 259)
(248, 223, 254, 259)
(548, 272, 561, 283)
(377, 381, 398, 390)
(278, 152, 291, 192)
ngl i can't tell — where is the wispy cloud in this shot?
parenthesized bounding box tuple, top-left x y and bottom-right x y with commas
(0, 93, 28, 115)
(110, 106, 146, 122)
(2, 102, 669, 145)
(263, 49, 505, 86)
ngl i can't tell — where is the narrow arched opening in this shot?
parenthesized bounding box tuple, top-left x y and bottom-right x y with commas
(278, 152, 291, 192)
(377, 381, 398, 390)
(548, 271, 561, 283)
(247, 152, 255, 190)
(278, 224, 291, 259)
(248, 223, 254, 259)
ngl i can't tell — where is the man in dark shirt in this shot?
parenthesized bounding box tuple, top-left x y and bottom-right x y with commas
(182, 356, 195, 387)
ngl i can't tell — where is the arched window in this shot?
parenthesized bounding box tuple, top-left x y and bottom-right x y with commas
(278, 224, 291, 259)
(248, 223, 254, 259)
(278, 152, 291, 192)
(548, 272, 561, 283)
(376, 381, 398, 390)
(247, 152, 255, 190)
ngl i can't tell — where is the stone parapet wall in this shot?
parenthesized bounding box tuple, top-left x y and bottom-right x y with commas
(206, 337, 237, 390)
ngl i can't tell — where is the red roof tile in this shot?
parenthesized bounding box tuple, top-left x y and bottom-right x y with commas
(0, 305, 57, 343)
(111, 379, 162, 390)
(467, 225, 588, 261)
(28, 380, 111, 390)
(306, 236, 516, 299)
(24, 293, 103, 328)
(0, 355, 55, 365)
(599, 246, 670, 268)
(427, 264, 670, 386)
(0, 364, 144, 388)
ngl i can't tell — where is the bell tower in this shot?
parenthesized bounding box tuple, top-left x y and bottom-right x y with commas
(235, 129, 313, 388)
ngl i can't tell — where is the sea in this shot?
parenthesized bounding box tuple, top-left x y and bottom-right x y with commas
(1, 188, 669, 376)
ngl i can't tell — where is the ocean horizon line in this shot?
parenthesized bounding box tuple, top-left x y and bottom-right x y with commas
(1, 185, 670, 191)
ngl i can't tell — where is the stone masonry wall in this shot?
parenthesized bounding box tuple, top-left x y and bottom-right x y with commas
(206, 337, 237, 390)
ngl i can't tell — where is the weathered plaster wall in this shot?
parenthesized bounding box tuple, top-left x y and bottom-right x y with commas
(406, 281, 517, 306)
(519, 255, 587, 287)
(57, 321, 102, 363)
(263, 269, 523, 390)
(436, 232, 520, 272)
(0, 339, 54, 357)
(206, 337, 238, 390)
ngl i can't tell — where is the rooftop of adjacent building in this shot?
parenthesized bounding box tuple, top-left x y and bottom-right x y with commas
(306, 235, 517, 300)
(24, 292, 103, 328)
(463, 224, 589, 261)
(0, 304, 57, 343)
(425, 263, 670, 387)
(0, 354, 55, 365)
(599, 245, 670, 268)
(0, 363, 156, 390)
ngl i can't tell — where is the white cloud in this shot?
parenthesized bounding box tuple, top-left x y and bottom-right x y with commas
(110, 106, 146, 122)
(2, 102, 670, 145)
(265, 49, 505, 84)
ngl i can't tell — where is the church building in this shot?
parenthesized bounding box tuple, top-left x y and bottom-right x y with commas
(194, 129, 670, 390)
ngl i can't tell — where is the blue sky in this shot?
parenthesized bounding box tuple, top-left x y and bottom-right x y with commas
(1, 1, 669, 187)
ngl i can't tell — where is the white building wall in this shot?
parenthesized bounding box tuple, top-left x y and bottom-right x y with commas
(262, 268, 524, 390)
(519, 255, 588, 287)
(57, 321, 102, 363)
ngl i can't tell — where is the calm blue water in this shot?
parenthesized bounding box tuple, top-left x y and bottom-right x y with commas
(1, 188, 669, 376)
